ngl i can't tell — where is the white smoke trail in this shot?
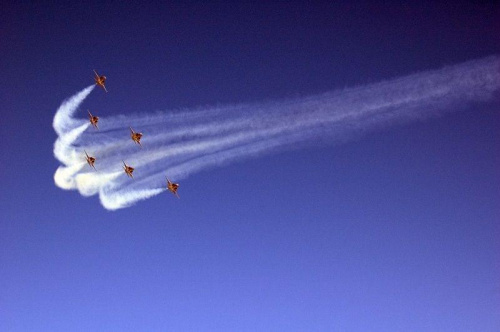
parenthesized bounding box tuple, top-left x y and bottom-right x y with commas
(53, 56, 500, 210)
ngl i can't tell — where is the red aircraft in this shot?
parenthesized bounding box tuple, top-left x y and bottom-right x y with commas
(93, 69, 108, 92)
(122, 161, 134, 178)
(166, 176, 180, 198)
(88, 110, 99, 129)
(85, 150, 96, 170)
(130, 127, 143, 147)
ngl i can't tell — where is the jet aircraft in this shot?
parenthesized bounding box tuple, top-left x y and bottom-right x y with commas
(88, 110, 99, 129)
(85, 150, 96, 170)
(130, 127, 143, 146)
(93, 70, 108, 92)
(166, 177, 180, 198)
(123, 161, 135, 178)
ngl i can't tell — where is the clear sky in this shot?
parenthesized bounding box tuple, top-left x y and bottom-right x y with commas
(1, 2, 499, 331)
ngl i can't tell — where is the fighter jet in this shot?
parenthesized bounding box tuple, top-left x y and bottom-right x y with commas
(166, 176, 180, 198)
(93, 69, 108, 92)
(85, 150, 96, 170)
(130, 127, 143, 147)
(88, 110, 99, 129)
(123, 161, 134, 178)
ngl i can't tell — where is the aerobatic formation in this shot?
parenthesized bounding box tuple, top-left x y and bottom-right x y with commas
(87, 70, 180, 197)
(53, 58, 499, 210)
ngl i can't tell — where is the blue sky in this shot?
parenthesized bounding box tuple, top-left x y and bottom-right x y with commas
(1, 2, 499, 331)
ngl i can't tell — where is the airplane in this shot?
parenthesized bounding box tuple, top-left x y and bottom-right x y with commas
(166, 176, 180, 198)
(123, 160, 134, 178)
(130, 127, 143, 146)
(93, 69, 108, 92)
(85, 150, 96, 170)
(88, 110, 99, 129)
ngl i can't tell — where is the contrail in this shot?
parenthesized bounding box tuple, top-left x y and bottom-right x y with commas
(53, 56, 500, 210)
